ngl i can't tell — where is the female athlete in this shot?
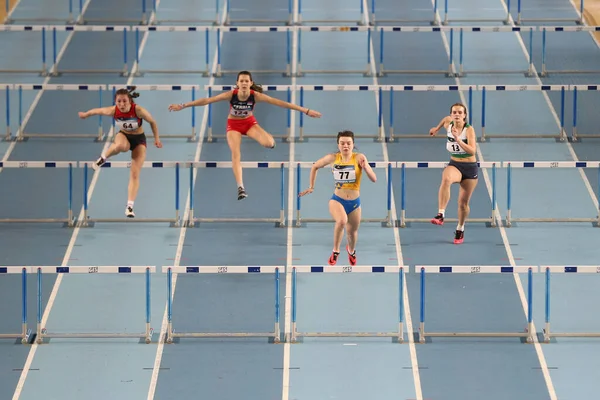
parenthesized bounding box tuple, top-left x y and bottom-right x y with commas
(428, 102, 478, 244)
(78, 86, 163, 218)
(299, 130, 377, 266)
(168, 70, 322, 200)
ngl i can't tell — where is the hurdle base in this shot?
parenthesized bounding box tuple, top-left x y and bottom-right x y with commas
(0, 329, 33, 345)
(505, 218, 598, 228)
(36, 331, 153, 344)
(0, 219, 76, 227)
(292, 218, 390, 227)
(293, 331, 402, 343)
(187, 219, 285, 228)
(165, 332, 278, 344)
(79, 218, 180, 228)
(419, 331, 534, 343)
(396, 218, 496, 228)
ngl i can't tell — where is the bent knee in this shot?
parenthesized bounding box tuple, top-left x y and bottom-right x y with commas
(334, 218, 348, 228)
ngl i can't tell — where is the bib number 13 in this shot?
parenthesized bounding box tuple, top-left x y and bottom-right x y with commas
(451, 144, 461, 152)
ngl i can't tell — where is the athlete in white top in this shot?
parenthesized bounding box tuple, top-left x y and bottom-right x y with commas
(428, 103, 478, 244)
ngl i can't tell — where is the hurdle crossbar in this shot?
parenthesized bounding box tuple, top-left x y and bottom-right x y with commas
(416, 265, 538, 343)
(479, 85, 568, 142)
(163, 265, 282, 343)
(129, 27, 211, 77)
(0, 267, 32, 343)
(368, 0, 439, 25)
(14, 84, 105, 141)
(539, 27, 600, 77)
(297, 0, 367, 25)
(0, 26, 48, 75)
(106, 84, 201, 141)
(79, 162, 182, 227)
(290, 266, 406, 343)
(214, 26, 292, 77)
(456, 27, 535, 77)
(204, 85, 293, 143)
(398, 162, 498, 228)
(294, 162, 393, 228)
(297, 26, 372, 77)
(542, 266, 600, 342)
(224, 0, 293, 26)
(504, 161, 600, 227)
(187, 162, 287, 227)
(0, 161, 76, 227)
(377, 27, 454, 77)
(515, 0, 584, 25)
(34, 266, 154, 344)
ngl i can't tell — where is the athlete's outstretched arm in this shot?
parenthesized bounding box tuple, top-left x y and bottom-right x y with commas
(78, 106, 115, 119)
(298, 153, 336, 197)
(168, 91, 233, 112)
(429, 116, 451, 136)
(255, 92, 322, 118)
(357, 153, 377, 182)
(135, 105, 163, 148)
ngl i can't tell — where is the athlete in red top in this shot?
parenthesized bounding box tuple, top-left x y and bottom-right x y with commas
(169, 70, 322, 200)
(78, 86, 163, 218)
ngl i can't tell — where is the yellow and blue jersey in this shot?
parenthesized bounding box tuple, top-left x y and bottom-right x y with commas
(331, 152, 362, 190)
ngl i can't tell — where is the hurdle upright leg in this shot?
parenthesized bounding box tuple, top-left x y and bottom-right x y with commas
(0, 267, 32, 344)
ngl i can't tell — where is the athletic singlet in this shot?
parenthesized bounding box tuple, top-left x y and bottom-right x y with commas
(332, 152, 362, 190)
(446, 121, 473, 159)
(114, 103, 143, 132)
(229, 89, 256, 118)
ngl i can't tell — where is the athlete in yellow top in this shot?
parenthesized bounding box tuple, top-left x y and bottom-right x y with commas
(299, 130, 377, 266)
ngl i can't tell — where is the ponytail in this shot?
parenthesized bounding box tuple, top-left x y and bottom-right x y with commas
(250, 83, 263, 93)
(115, 86, 140, 102)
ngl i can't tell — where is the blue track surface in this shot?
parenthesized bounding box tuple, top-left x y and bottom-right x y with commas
(2, 0, 600, 399)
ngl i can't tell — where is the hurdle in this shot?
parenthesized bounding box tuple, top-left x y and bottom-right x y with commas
(368, 0, 439, 26)
(571, 85, 600, 141)
(2, 0, 76, 24)
(296, 26, 372, 76)
(541, 266, 600, 342)
(515, 0, 584, 25)
(504, 161, 600, 227)
(0, 26, 48, 75)
(294, 162, 393, 227)
(129, 26, 211, 77)
(186, 161, 287, 227)
(34, 266, 154, 344)
(297, 0, 367, 25)
(416, 265, 538, 343)
(150, 0, 221, 25)
(297, 85, 383, 141)
(397, 162, 498, 228)
(377, 27, 454, 77)
(223, 0, 293, 26)
(75, 0, 150, 25)
(162, 265, 282, 343)
(479, 85, 568, 142)
(46, 26, 129, 77)
(439, 0, 511, 25)
(538, 27, 600, 77)
(0, 161, 76, 227)
(13, 84, 106, 141)
(204, 85, 292, 142)
(0, 267, 32, 344)
(79, 162, 182, 227)
(106, 84, 201, 141)
(3, 84, 11, 141)
(385, 84, 474, 141)
(289, 266, 406, 343)
(455, 26, 535, 77)
(214, 26, 292, 77)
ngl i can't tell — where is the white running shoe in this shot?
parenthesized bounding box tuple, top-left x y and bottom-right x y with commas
(125, 205, 135, 218)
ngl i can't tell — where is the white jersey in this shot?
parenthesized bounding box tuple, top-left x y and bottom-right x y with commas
(446, 122, 472, 159)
